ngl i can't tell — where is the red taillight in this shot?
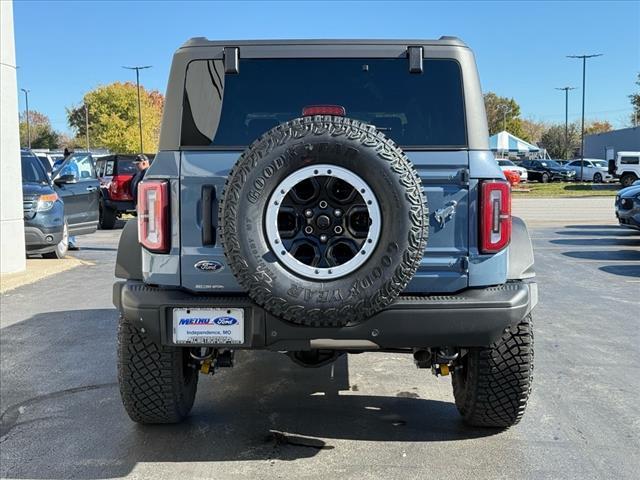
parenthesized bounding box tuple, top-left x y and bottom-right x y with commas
(480, 180, 511, 254)
(302, 105, 346, 117)
(109, 174, 134, 201)
(138, 180, 169, 253)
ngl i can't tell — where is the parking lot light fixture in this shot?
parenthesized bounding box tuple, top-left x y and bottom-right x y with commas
(20, 88, 31, 148)
(122, 65, 152, 154)
(567, 54, 603, 181)
(555, 87, 576, 161)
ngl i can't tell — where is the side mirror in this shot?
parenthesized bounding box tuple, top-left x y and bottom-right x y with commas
(54, 174, 77, 185)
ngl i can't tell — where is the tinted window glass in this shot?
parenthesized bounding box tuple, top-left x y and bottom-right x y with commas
(182, 58, 467, 148)
(21, 154, 49, 183)
(497, 160, 515, 166)
(115, 156, 138, 174)
(621, 156, 640, 165)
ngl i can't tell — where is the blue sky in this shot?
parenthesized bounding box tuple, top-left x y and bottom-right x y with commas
(13, 0, 640, 134)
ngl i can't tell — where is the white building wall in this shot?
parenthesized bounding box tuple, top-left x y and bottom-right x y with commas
(1, 0, 26, 274)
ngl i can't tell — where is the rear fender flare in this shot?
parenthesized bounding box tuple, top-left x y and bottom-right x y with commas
(508, 216, 535, 280)
(115, 220, 143, 280)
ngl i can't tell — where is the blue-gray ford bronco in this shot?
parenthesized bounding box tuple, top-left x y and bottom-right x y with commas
(113, 37, 537, 428)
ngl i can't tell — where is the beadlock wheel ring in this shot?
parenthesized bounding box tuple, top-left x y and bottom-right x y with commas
(265, 164, 382, 280)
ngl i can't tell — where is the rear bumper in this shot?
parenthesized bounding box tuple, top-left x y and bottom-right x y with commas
(113, 280, 538, 349)
(103, 198, 135, 213)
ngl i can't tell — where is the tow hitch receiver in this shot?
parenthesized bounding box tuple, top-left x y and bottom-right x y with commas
(190, 348, 235, 375)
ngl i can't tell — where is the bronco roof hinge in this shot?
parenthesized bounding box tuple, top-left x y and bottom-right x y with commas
(407, 46, 423, 74)
(224, 47, 239, 74)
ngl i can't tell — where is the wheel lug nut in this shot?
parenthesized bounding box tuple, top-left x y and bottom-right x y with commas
(334, 209, 343, 217)
(304, 226, 314, 235)
(305, 209, 313, 218)
(320, 234, 328, 243)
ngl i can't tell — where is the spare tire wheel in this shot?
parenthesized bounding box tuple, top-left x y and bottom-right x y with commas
(220, 116, 428, 327)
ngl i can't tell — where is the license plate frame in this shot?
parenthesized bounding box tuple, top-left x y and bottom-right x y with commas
(172, 307, 244, 345)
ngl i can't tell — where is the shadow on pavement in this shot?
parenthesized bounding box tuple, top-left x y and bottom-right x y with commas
(563, 224, 621, 229)
(550, 238, 640, 247)
(1, 309, 496, 479)
(562, 250, 640, 261)
(599, 265, 640, 278)
(555, 229, 637, 237)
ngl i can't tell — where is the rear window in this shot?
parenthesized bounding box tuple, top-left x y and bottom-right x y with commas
(182, 58, 467, 148)
(114, 156, 138, 174)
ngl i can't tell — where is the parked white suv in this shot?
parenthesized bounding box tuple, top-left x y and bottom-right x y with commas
(609, 151, 640, 187)
(565, 158, 613, 182)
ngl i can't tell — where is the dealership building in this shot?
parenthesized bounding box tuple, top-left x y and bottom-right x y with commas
(583, 126, 640, 160)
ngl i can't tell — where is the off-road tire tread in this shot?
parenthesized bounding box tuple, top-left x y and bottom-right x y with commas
(117, 316, 197, 424)
(219, 115, 428, 326)
(452, 315, 534, 428)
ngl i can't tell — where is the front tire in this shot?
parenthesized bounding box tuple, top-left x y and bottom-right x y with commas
(117, 316, 198, 424)
(593, 172, 603, 183)
(452, 315, 534, 428)
(541, 172, 550, 183)
(621, 173, 637, 188)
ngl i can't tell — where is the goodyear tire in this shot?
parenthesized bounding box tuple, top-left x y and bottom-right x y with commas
(117, 315, 198, 423)
(452, 315, 534, 428)
(220, 116, 428, 327)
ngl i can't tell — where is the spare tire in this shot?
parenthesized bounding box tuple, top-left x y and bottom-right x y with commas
(220, 116, 428, 327)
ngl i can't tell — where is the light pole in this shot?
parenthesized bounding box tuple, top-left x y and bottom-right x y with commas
(20, 88, 30, 148)
(555, 86, 576, 160)
(84, 103, 90, 152)
(497, 104, 512, 132)
(567, 53, 602, 181)
(122, 65, 152, 154)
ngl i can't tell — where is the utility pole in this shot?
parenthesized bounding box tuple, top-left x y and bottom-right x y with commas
(497, 104, 512, 132)
(122, 65, 152, 154)
(555, 86, 576, 161)
(567, 53, 602, 182)
(84, 104, 90, 152)
(20, 88, 30, 148)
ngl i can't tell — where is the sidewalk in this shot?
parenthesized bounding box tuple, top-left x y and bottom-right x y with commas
(0, 257, 90, 294)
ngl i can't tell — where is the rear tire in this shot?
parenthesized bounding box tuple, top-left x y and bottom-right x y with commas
(620, 173, 637, 188)
(117, 316, 198, 424)
(452, 315, 534, 428)
(99, 201, 117, 230)
(42, 220, 68, 259)
(593, 172, 603, 183)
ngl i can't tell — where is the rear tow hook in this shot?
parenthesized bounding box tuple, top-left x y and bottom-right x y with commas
(190, 348, 235, 375)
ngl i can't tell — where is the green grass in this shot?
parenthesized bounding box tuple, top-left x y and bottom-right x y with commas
(512, 182, 620, 197)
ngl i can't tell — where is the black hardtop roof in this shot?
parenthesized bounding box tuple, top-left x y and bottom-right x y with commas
(180, 36, 467, 49)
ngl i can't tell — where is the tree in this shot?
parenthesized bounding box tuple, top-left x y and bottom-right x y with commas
(67, 82, 164, 153)
(483, 92, 527, 139)
(584, 120, 613, 136)
(520, 118, 548, 145)
(19, 111, 61, 149)
(630, 73, 639, 126)
(539, 123, 581, 159)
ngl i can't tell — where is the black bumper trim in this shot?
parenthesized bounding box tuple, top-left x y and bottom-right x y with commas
(113, 281, 537, 349)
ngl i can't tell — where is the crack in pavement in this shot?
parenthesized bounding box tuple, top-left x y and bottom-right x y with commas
(0, 382, 117, 438)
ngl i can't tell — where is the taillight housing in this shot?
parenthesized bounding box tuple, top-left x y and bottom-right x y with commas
(479, 180, 511, 254)
(302, 105, 346, 117)
(109, 174, 134, 201)
(138, 180, 170, 253)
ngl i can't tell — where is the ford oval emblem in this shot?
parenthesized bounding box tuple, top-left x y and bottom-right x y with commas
(213, 316, 238, 326)
(194, 260, 224, 272)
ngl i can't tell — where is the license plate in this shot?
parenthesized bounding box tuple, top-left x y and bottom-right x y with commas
(173, 308, 244, 345)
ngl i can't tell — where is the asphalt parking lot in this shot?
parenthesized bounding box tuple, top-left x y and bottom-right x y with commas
(1, 198, 639, 480)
